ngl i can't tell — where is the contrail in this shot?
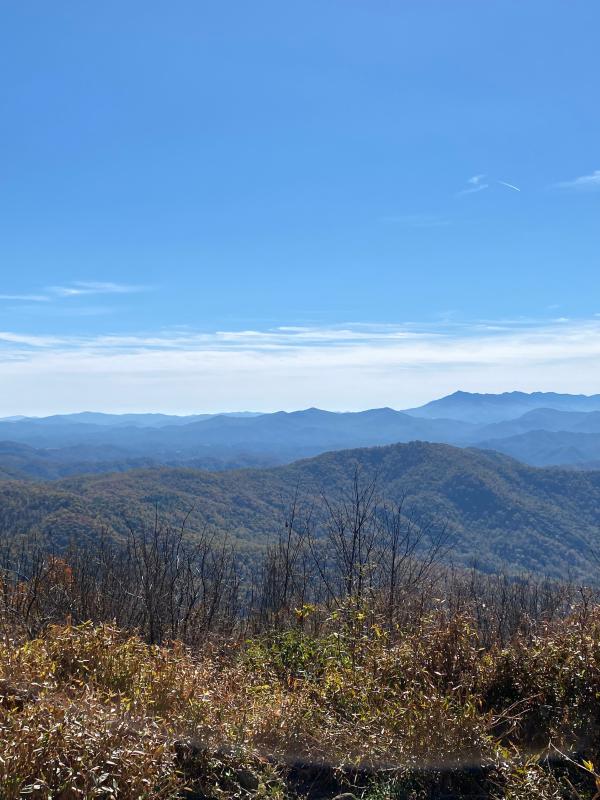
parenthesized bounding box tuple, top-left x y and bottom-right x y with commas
(498, 180, 521, 192)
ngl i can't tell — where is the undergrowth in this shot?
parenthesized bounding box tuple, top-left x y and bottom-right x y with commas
(2, 609, 600, 798)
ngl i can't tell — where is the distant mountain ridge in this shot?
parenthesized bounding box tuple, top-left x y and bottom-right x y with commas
(474, 430, 600, 468)
(3, 391, 600, 476)
(404, 391, 600, 424)
(0, 407, 476, 457)
(0, 411, 263, 428)
(475, 408, 600, 437)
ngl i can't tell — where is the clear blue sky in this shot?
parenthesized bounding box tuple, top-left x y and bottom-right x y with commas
(1, 2, 600, 414)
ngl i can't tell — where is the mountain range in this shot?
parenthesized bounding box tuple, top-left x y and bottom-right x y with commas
(3, 392, 600, 477)
(1, 440, 599, 581)
(405, 390, 600, 424)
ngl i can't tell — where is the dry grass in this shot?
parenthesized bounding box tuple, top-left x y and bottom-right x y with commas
(2, 609, 600, 798)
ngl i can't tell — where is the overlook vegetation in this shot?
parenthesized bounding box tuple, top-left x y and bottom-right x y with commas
(3, 396, 600, 796)
(3, 591, 600, 797)
(2, 431, 600, 797)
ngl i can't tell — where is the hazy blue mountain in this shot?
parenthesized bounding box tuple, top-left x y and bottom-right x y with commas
(4, 394, 600, 476)
(0, 441, 162, 480)
(0, 440, 286, 480)
(0, 411, 263, 428)
(26, 412, 214, 428)
(0, 408, 478, 456)
(474, 408, 600, 440)
(405, 391, 600, 424)
(475, 430, 600, 467)
(2, 441, 600, 580)
(155, 407, 477, 449)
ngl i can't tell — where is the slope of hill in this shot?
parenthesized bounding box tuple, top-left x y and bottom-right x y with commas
(2, 441, 600, 580)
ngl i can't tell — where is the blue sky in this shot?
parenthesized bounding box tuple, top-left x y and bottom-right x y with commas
(1, 1, 600, 414)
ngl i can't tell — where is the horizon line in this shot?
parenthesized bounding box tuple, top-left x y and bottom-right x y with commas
(2, 388, 600, 420)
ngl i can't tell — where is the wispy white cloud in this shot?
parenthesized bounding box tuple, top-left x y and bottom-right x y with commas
(0, 332, 64, 347)
(49, 281, 148, 297)
(457, 175, 522, 196)
(457, 174, 489, 196)
(1, 318, 600, 414)
(0, 282, 149, 306)
(0, 294, 50, 302)
(555, 169, 600, 190)
(498, 180, 521, 192)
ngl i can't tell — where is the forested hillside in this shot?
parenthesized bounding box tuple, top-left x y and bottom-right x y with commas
(2, 441, 600, 580)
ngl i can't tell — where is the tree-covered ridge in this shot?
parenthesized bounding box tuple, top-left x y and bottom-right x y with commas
(1, 441, 599, 580)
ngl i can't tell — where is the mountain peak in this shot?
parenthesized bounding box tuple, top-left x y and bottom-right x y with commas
(405, 391, 600, 424)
